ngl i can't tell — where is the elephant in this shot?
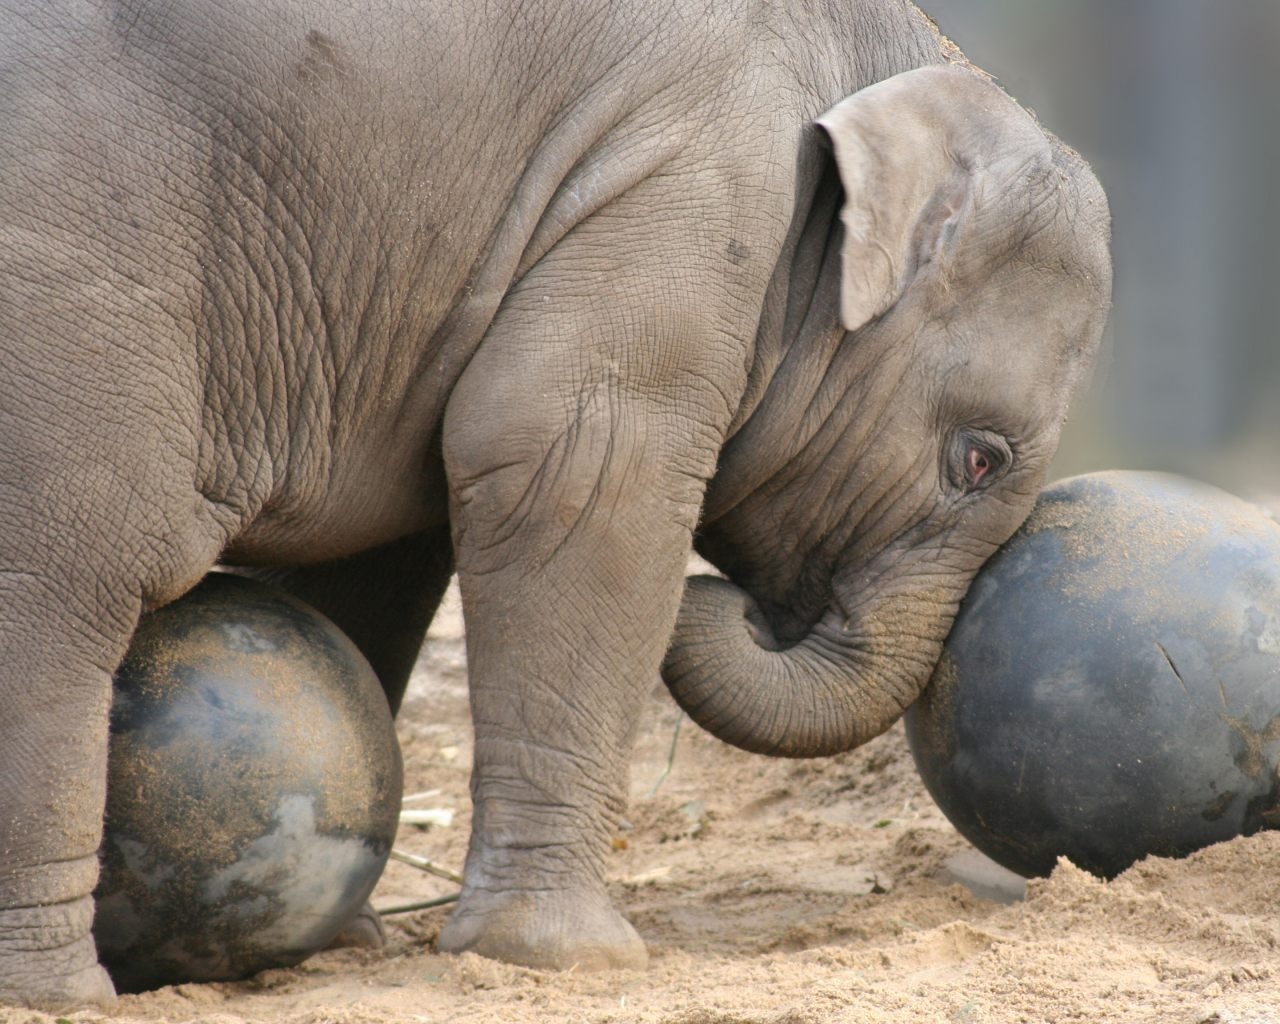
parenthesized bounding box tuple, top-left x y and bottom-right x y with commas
(0, 0, 1110, 1007)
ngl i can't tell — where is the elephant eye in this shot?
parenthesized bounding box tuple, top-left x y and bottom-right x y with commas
(946, 429, 1011, 494)
(967, 445, 993, 485)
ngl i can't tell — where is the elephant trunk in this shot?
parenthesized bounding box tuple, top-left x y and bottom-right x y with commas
(662, 573, 959, 757)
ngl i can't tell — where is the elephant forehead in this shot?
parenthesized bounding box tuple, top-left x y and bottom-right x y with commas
(952, 233, 1105, 353)
(957, 149, 1110, 300)
(920, 290, 1092, 432)
(1013, 177, 1111, 299)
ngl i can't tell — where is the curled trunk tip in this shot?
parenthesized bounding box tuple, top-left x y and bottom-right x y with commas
(662, 574, 941, 758)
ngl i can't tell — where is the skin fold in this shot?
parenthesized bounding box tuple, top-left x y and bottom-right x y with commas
(0, 0, 1110, 1007)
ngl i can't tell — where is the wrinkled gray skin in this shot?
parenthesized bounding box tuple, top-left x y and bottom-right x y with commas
(0, 0, 1110, 1008)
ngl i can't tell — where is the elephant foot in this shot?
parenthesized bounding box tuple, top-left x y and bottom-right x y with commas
(324, 901, 387, 950)
(437, 888, 648, 972)
(0, 921, 116, 1010)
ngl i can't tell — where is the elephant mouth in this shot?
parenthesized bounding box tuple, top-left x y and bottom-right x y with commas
(741, 600, 783, 652)
(693, 539, 844, 653)
(721, 517, 946, 652)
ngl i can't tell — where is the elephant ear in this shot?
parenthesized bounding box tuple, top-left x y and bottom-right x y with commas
(817, 65, 1051, 333)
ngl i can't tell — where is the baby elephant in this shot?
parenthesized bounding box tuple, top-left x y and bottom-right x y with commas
(0, 0, 1109, 1006)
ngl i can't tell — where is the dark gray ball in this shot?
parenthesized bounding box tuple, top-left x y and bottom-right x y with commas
(907, 471, 1280, 879)
(94, 573, 402, 992)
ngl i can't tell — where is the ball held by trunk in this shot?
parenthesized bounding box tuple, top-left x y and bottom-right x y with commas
(907, 471, 1280, 879)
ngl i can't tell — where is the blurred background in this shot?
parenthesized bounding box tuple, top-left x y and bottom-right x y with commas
(926, 0, 1280, 500)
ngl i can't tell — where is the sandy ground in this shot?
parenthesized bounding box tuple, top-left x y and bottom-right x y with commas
(10, 577, 1280, 1024)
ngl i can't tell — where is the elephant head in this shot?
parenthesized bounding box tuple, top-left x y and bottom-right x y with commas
(663, 66, 1111, 757)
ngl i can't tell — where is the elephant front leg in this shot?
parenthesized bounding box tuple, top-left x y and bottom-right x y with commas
(437, 373, 718, 970)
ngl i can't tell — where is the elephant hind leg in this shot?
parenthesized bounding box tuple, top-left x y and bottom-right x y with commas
(0, 904, 115, 1010)
(0, 427, 235, 1007)
(0, 511, 231, 1009)
(0, 575, 146, 1009)
(323, 901, 387, 950)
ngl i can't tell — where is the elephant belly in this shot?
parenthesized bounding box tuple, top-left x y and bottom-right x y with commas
(221, 448, 451, 568)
